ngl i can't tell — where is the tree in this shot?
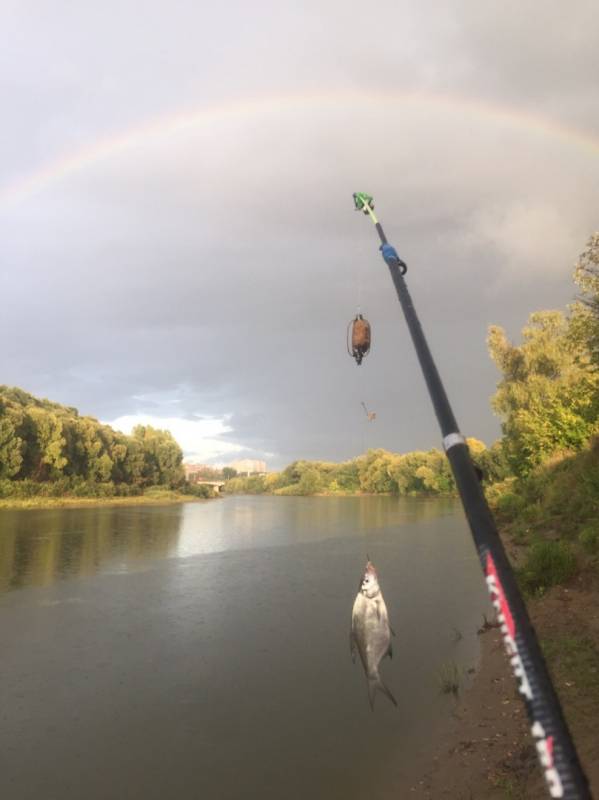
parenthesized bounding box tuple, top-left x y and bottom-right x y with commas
(573, 233, 599, 311)
(333, 460, 360, 492)
(0, 386, 187, 491)
(488, 310, 599, 475)
(28, 407, 68, 478)
(222, 467, 238, 480)
(573, 232, 599, 360)
(476, 440, 510, 484)
(0, 400, 24, 478)
(133, 425, 184, 487)
(296, 467, 321, 495)
(359, 450, 397, 493)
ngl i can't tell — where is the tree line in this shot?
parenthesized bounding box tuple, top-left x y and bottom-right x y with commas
(3, 233, 599, 507)
(226, 234, 599, 499)
(224, 439, 509, 497)
(0, 386, 184, 496)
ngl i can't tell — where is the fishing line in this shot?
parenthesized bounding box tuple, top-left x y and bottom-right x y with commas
(350, 192, 591, 800)
(347, 255, 371, 457)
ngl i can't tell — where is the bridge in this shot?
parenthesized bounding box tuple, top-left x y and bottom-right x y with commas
(196, 480, 226, 494)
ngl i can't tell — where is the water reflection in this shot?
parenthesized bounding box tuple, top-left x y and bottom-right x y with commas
(0, 496, 463, 594)
(0, 506, 183, 593)
(175, 494, 460, 558)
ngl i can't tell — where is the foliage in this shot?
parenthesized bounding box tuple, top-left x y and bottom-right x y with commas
(476, 440, 511, 484)
(494, 491, 526, 519)
(0, 477, 142, 499)
(0, 399, 24, 478)
(578, 524, 599, 554)
(488, 309, 599, 476)
(518, 540, 577, 595)
(0, 386, 184, 492)
(573, 233, 599, 356)
(180, 482, 215, 499)
(223, 475, 268, 495)
(225, 439, 491, 497)
(491, 438, 599, 535)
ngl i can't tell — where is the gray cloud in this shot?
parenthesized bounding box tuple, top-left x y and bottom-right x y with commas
(2, 1, 599, 467)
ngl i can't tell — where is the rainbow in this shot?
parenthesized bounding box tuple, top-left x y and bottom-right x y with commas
(1, 89, 598, 209)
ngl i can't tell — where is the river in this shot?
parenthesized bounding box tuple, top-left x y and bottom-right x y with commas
(0, 495, 489, 799)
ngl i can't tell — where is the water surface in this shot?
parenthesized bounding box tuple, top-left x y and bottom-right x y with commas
(0, 496, 489, 799)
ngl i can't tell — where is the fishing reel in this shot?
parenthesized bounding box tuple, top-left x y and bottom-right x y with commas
(353, 192, 374, 215)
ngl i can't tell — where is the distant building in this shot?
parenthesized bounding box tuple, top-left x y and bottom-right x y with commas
(184, 464, 213, 483)
(229, 459, 267, 476)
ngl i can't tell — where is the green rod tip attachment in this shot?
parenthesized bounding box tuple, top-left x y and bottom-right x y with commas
(353, 192, 374, 214)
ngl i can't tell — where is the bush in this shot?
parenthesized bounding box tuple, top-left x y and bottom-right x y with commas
(275, 483, 304, 496)
(578, 524, 599, 553)
(223, 475, 266, 495)
(495, 491, 526, 519)
(143, 486, 175, 499)
(518, 540, 577, 594)
(181, 483, 214, 498)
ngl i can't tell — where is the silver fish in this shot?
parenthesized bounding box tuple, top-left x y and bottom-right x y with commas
(350, 559, 397, 709)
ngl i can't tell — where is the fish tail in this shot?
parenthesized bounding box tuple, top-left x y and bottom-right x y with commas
(368, 673, 398, 710)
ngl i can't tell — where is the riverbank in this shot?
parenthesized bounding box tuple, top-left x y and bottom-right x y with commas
(0, 489, 213, 511)
(409, 564, 599, 798)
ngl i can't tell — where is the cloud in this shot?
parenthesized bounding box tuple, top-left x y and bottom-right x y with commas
(105, 413, 250, 465)
(1, 2, 598, 468)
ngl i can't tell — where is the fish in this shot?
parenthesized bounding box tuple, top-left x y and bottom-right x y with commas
(350, 559, 397, 710)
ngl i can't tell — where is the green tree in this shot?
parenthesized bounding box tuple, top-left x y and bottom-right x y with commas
(122, 438, 146, 485)
(333, 460, 360, 492)
(0, 401, 24, 478)
(573, 233, 599, 361)
(133, 425, 184, 487)
(488, 310, 599, 475)
(573, 233, 599, 312)
(28, 407, 68, 478)
(0, 385, 187, 492)
(297, 467, 322, 495)
(476, 440, 510, 484)
(359, 450, 397, 493)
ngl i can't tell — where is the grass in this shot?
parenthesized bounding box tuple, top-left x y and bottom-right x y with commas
(437, 660, 461, 695)
(490, 773, 527, 800)
(517, 539, 577, 595)
(0, 490, 211, 510)
(579, 524, 599, 554)
(542, 634, 599, 699)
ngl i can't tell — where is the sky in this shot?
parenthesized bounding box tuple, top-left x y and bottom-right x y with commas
(1, 1, 598, 468)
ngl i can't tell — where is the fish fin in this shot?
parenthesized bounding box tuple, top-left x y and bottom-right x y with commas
(350, 630, 356, 663)
(376, 600, 381, 622)
(387, 641, 393, 659)
(390, 625, 396, 637)
(368, 673, 397, 710)
(381, 678, 398, 707)
(368, 678, 376, 711)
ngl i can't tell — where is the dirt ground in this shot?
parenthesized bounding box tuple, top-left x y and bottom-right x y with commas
(406, 569, 599, 799)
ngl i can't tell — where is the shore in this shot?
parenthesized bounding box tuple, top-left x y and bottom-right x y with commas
(0, 491, 213, 511)
(408, 567, 599, 798)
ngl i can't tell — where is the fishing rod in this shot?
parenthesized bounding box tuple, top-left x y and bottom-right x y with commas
(351, 192, 591, 800)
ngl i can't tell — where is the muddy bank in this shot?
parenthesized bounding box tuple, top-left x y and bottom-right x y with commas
(407, 574, 599, 798)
